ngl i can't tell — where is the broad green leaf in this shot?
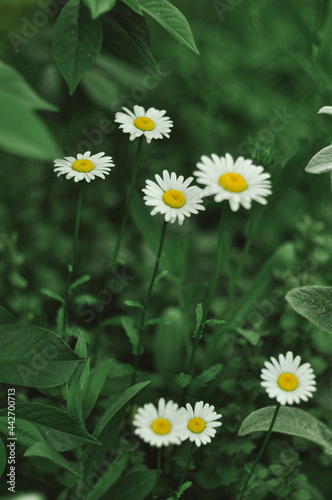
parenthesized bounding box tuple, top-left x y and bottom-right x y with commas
(0, 402, 100, 452)
(124, 300, 144, 310)
(0, 417, 45, 448)
(24, 442, 78, 476)
(93, 381, 150, 438)
(140, 0, 199, 54)
(69, 274, 91, 293)
(0, 90, 60, 160)
(0, 324, 81, 388)
(84, 0, 117, 19)
(82, 359, 112, 419)
(286, 286, 332, 334)
(0, 438, 6, 479)
(104, 3, 159, 72)
(0, 60, 57, 111)
(305, 145, 332, 174)
(41, 288, 64, 304)
(190, 364, 223, 395)
(154, 307, 188, 376)
(121, 0, 142, 14)
(79, 359, 91, 390)
(238, 406, 332, 455)
(53, 0, 103, 94)
(0, 306, 17, 326)
(105, 470, 157, 500)
(121, 316, 140, 355)
(87, 451, 129, 500)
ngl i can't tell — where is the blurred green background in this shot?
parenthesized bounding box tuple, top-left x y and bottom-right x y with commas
(1, 0, 332, 498)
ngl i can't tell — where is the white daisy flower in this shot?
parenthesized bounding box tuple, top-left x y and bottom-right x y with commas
(261, 351, 316, 405)
(143, 170, 205, 225)
(114, 105, 173, 143)
(194, 153, 272, 212)
(53, 151, 114, 183)
(133, 398, 184, 447)
(179, 401, 222, 447)
(318, 106, 332, 115)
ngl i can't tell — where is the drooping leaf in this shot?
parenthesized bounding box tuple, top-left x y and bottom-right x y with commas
(40, 288, 65, 304)
(0, 60, 57, 111)
(0, 323, 81, 388)
(121, 0, 142, 15)
(0, 90, 60, 160)
(105, 470, 157, 500)
(69, 274, 91, 293)
(305, 145, 332, 174)
(190, 364, 223, 395)
(238, 406, 332, 455)
(286, 286, 332, 334)
(140, 0, 199, 54)
(24, 442, 78, 476)
(0, 402, 100, 452)
(53, 0, 103, 94)
(124, 300, 144, 310)
(84, 0, 118, 19)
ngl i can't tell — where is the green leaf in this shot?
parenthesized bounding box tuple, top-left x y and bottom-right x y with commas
(79, 359, 91, 391)
(238, 406, 332, 455)
(0, 417, 45, 448)
(74, 331, 88, 358)
(0, 60, 57, 112)
(204, 318, 225, 326)
(0, 90, 60, 160)
(124, 300, 144, 310)
(0, 323, 81, 388)
(140, 0, 199, 54)
(105, 470, 157, 500)
(0, 306, 17, 326)
(82, 359, 112, 420)
(0, 402, 101, 452)
(84, 0, 117, 19)
(104, 3, 159, 72)
(145, 317, 171, 327)
(93, 381, 150, 438)
(0, 438, 6, 479)
(87, 451, 129, 500)
(69, 274, 91, 293)
(153, 270, 168, 289)
(236, 327, 260, 346)
(121, 0, 142, 15)
(120, 316, 140, 355)
(305, 145, 332, 174)
(190, 364, 223, 394)
(195, 303, 203, 335)
(24, 442, 78, 476)
(286, 286, 332, 334)
(41, 288, 65, 304)
(175, 372, 191, 389)
(53, 0, 103, 94)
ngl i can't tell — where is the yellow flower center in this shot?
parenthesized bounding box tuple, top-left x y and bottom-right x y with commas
(219, 172, 247, 192)
(163, 189, 186, 208)
(188, 417, 206, 434)
(134, 116, 155, 131)
(278, 373, 299, 391)
(151, 417, 171, 435)
(72, 159, 95, 173)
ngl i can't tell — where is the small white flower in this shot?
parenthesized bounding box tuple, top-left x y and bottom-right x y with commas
(133, 398, 184, 447)
(142, 170, 205, 225)
(179, 401, 222, 447)
(194, 153, 272, 212)
(318, 106, 332, 115)
(261, 351, 316, 405)
(114, 105, 173, 143)
(53, 151, 114, 183)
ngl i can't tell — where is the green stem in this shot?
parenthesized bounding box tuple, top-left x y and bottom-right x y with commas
(62, 183, 84, 334)
(152, 447, 162, 500)
(131, 220, 168, 385)
(176, 442, 195, 496)
(241, 403, 281, 498)
(181, 206, 229, 403)
(225, 234, 252, 312)
(107, 136, 144, 276)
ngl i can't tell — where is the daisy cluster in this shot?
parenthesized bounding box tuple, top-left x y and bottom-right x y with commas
(133, 399, 222, 448)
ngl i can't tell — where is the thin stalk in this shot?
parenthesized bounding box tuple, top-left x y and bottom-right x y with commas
(152, 447, 162, 500)
(176, 442, 195, 495)
(107, 136, 144, 276)
(225, 234, 252, 312)
(62, 183, 84, 334)
(240, 403, 281, 498)
(131, 220, 168, 385)
(181, 206, 229, 403)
